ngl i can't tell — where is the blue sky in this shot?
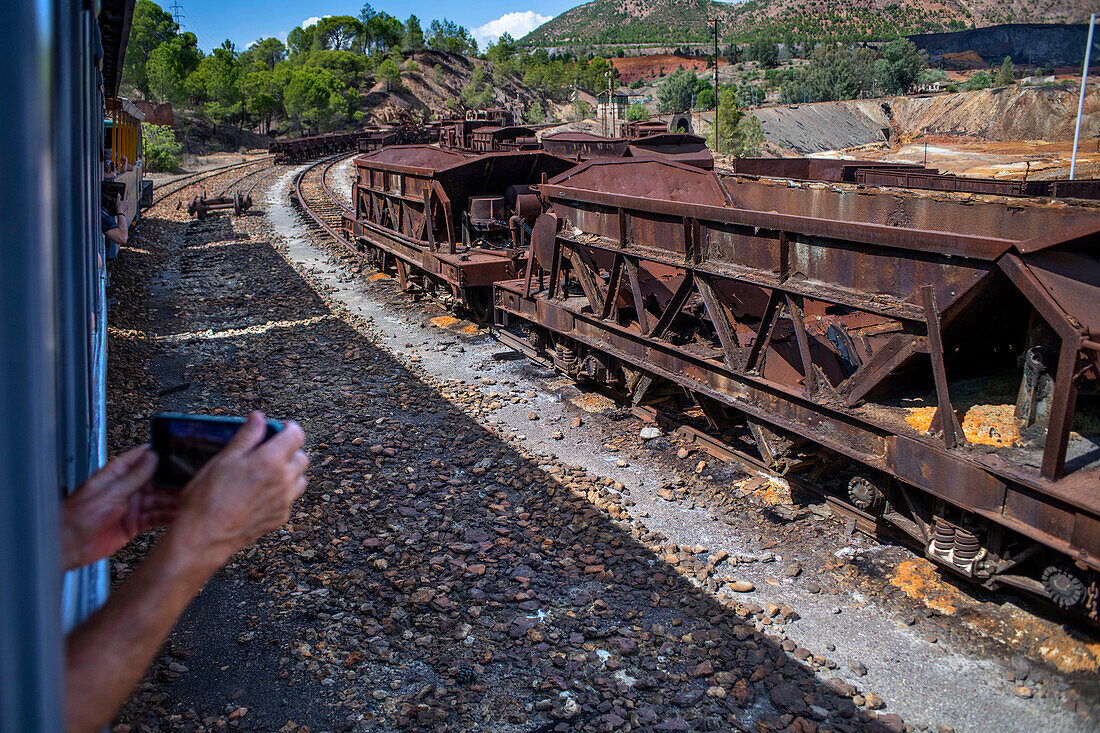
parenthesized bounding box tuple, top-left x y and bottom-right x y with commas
(171, 0, 578, 52)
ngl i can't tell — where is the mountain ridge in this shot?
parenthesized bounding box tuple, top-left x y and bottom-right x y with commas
(520, 0, 1098, 47)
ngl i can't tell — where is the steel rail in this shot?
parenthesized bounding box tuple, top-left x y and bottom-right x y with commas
(149, 156, 274, 208)
(291, 152, 359, 253)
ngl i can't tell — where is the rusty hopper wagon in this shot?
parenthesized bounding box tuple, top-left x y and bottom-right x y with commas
(493, 158, 1100, 618)
(344, 146, 575, 317)
(540, 131, 714, 170)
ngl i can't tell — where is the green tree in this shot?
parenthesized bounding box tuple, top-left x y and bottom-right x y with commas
(572, 99, 593, 121)
(243, 69, 281, 133)
(487, 32, 517, 65)
(657, 67, 697, 112)
(428, 19, 477, 55)
(749, 37, 779, 68)
(285, 66, 350, 132)
(364, 13, 405, 54)
(461, 66, 494, 108)
(306, 49, 367, 89)
(146, 32, 201, 103)
(286, 27, 312, 58)
(526, 98, 546, 124)
(877, 39, 927, 95)
(141, 124, 182, 171)
(963, 70, 992, 91)
(919, 68, 947, 87)
(315, 16, 363, 51)
(246, 37, 285, 68)
(625, 103, 649, 121)
(696, 86, 716, 110)
(709, 88, 744, 154)
(192, 45, 243, 133)
(737, 115, 764, 156)
(404, 15, 425, 52)
(378, 58, 401, 90)
(996, 56, 1015, 86)
(432, 64, 445, 86)
(123, 0, 178, 93)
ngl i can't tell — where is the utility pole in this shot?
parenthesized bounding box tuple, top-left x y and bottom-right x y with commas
(1071, 13, 1096, 180)
(711, 18, 720, 155)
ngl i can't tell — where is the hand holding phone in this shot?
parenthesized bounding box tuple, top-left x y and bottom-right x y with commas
(158, 411, 308, 571)
(151, 413, 283, 489)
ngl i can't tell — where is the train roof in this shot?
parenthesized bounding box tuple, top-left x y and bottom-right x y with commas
(99, 0, 135, 99)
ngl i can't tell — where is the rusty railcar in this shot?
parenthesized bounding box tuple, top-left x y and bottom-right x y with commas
(541, 131, 714, 170)
(493, 158, 1100, 618)
(727, 157, 1100, 201)
(345, 146, 575, 316)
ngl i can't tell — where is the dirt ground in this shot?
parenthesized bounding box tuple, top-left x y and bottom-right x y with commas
(854, 136, 1100, 180)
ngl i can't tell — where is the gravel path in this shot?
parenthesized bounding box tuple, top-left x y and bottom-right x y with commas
(103, 163, 1099, 733)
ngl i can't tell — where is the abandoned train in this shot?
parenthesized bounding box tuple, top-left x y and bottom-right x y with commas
(341, 143, 1100, 621)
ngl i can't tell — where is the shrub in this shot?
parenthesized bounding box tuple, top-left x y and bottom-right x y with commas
(378, 58, 401, 89)
(625, 103, 649, 121)
(142, 124, 182, 172)
(962, 71, 991, 91)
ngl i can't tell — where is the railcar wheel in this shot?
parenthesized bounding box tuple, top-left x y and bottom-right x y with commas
(1042, 564, 1086, 609)
(847, 475, 884, 514)
(464, 287, 492, 322)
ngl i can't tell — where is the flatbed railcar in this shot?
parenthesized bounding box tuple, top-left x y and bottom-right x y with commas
(491, 157, 1100, 620)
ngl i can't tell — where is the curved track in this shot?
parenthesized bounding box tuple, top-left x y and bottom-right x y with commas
(291, 152, 358, 253)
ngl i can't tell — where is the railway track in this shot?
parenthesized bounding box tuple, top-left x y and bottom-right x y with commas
(291, 152, 360, 254)
(149, 156, 275, 209)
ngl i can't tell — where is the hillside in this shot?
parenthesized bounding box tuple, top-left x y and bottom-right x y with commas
(521, 0, 1097, 46)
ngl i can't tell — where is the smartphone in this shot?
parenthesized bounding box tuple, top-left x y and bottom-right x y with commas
(151, 413, 283, 489)
(102, 180, 126, 214)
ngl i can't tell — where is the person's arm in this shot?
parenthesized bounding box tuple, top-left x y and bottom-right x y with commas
(64, 412, 308, 733)
(105, 194, 129, 246)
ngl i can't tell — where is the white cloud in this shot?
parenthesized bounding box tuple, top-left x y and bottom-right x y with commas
(300, 15, 330, 30)
(472, 11, 553, 48)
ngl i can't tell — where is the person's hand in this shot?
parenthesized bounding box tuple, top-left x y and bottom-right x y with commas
(61, 446, 178, 571)
(115, 193, 129, 218)
(166, 412, 308, 571)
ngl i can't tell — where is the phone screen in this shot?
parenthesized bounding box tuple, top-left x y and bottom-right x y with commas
(151, 414, 281, 489)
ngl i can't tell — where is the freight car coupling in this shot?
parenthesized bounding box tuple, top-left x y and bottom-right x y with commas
(489, 157, 1100, 623)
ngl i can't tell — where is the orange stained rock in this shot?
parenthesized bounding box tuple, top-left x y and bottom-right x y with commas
(904, 404, 1022, 447)
(889, 559, 959, 616)
(430, 315, 461, 328)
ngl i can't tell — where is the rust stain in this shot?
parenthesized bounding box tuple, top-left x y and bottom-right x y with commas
(736, 473, 792, 507)
(461, 324, 480, 334)
(367, 272, 391, 281)
(430, 315, 461, 328)
(967, 612, 1100, 674)
(904, 404, 1021, 447)
(889, 559, 960, 615)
